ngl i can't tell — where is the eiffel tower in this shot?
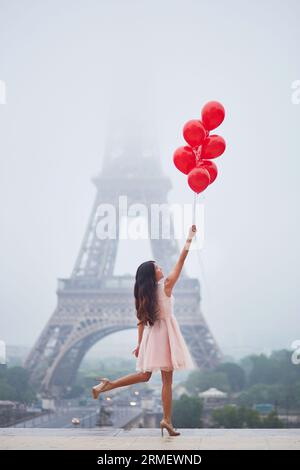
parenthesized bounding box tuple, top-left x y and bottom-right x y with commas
(24, 118, 222, 397)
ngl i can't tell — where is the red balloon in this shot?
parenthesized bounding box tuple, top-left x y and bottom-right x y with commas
(187, 167, 210, 194)
(201, 101, 225, 131)
(173, 146, 196, 175)
(183, 120, 206, 148)
(201, 135, 226, 159)
(198, 160, 218, 184)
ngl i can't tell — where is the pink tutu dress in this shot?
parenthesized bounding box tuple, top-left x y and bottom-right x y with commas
(136, 276, 195, 373)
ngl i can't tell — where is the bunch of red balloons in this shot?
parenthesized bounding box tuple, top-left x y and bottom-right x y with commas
(173, 101, 226, 194)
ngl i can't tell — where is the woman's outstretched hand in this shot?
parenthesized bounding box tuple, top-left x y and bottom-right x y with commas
(188, 224, 197, 239)
(132, 345, 140, 358)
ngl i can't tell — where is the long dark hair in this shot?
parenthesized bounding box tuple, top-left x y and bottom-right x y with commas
(134, 260, 159, 326)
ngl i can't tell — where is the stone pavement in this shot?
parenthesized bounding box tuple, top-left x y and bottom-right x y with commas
(1, 428, 300, 450)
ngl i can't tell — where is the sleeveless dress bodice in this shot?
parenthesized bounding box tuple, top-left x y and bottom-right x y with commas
(155, 276, 174, 321)
(136, 276, 195, 373)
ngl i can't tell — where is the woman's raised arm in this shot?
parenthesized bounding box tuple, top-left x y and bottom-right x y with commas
(164, 225, 197, 296)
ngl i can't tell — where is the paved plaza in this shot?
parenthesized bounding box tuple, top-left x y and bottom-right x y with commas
(1, 428, 300, 450)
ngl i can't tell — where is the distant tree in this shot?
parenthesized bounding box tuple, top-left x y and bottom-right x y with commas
(240, 350, 300, 388)
(212, 405, 244, 428)
(238, 383, 284, 407)
(238, 406, 261, 428)
(173, 394, 203, 428)
(0, 367, 36, 404)
(184, 349, 300, 412)
(270, 350, 300, 385)
(290, 382, 300, 408)
(262, 411, 284, 428)
(213, 405, 285, 429)
(213, 405, 261, 428)
(238, 381, 300, 411)
(0, 378, 16, 401)
(247, 354, 279, 386)
(185, 370, 230, 394)
(216, 363, 246, 392)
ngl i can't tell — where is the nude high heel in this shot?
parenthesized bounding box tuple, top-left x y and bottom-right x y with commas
(91, 377, 111, 399)
(160, 419, 181, 436)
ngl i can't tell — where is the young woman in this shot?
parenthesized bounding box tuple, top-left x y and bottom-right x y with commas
(92, 224, 197, 436)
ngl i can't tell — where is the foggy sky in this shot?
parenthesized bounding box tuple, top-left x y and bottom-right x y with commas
(0, 0, 299, 361)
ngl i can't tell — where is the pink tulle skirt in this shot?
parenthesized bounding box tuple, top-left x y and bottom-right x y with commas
(136, 314, 195, 373)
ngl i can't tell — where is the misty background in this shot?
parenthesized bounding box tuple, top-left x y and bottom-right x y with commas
(0, 0, 299, 363)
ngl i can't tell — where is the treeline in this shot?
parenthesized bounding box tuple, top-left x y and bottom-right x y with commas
(171, 349, 300, 428)
(184, 349, 300, 409)
(0, 366, 36, 404)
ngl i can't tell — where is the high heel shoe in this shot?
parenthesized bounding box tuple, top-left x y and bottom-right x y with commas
(160, 419, 181, 437)
(91, 377, 111, 399)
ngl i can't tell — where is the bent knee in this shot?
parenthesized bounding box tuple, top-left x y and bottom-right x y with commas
(141, 371, 152, 382)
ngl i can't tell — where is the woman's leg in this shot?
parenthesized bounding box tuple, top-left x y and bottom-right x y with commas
(102, 371, 152, 391)
(161, 370, 173, 424)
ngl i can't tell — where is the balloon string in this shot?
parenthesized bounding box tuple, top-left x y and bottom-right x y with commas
(192, 192, 198, 225)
